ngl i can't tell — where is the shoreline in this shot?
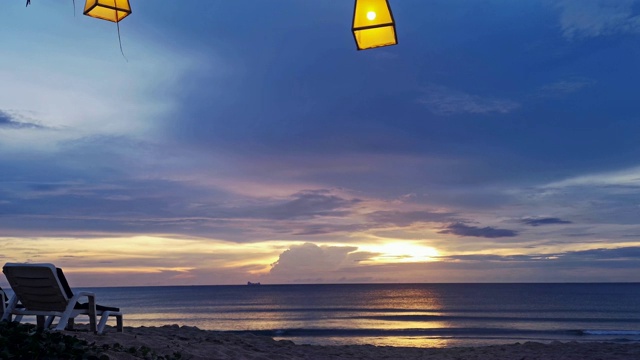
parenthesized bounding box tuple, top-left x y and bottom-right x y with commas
(71, 325, 640, 360)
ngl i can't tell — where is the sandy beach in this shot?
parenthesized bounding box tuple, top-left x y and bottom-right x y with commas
(70, 325, 640, 360)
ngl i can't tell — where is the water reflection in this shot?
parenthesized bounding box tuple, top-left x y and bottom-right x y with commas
(277, 335, 453, 348)
(142, 286, 429, 346)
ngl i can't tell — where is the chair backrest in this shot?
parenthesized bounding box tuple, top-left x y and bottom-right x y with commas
(3, 263, 70, 312)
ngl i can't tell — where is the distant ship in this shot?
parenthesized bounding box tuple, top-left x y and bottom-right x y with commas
(247, 281, 261, 286)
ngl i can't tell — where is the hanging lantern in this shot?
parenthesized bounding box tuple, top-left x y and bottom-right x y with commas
(352, 0, 397, 50)
(84, 0, 131, 22)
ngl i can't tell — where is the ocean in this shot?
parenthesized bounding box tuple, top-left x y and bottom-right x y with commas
(19, 283, 640, 347)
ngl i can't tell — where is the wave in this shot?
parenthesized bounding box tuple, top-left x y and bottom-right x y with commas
(352, 314, 640, 323)
(579, 330, 640, 336)
(232, 327, 635, 337)
(223, 327, 640, 343)
(231, 327, 545, 338)
(218, 307, 637, 315)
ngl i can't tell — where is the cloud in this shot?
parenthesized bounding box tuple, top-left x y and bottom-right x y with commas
(439, 223, 518, 238)
(440, 246, 640, 262)
(0, 16, 206, 154)
(559, 247, 640, 260)
(538, 78, 595, 97)
(366, 210, 455, 227)
(418, 85, 520, 116)
(291, 224, 367, 236)
(544, 166, 640, 188)
(520, 217, 573, 226)
(522, 166, 640, 226)
(556, 0, 640, 39)
(269, 243, 366, 279)
(267, 245, 640, 283)
(440, 254, 540, 262)
(189, 190, 361, 223)
(242, 190, 361, 220)
(0, 110, 44, 129)
(0, 179, 364, 240)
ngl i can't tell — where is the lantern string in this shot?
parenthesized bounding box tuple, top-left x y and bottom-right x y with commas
(116, 16, 128, 62)
(72, 0, 76, 16)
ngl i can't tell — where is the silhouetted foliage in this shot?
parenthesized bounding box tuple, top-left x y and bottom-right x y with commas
(0, 322, 185, 360)
(0, 321, 102, 360)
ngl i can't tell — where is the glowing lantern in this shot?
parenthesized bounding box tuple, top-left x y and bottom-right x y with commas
(84, 0, 131, 22)
(352, 0, 397, 50)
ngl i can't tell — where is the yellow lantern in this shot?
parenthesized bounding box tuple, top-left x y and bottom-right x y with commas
(352, 0, 397, 50)
(84, 0, 131, 22)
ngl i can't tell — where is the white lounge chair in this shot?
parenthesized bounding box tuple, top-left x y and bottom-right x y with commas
(1, 263, 123, 334)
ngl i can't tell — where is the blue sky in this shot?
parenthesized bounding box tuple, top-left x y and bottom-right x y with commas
(1, 0, 640, 285)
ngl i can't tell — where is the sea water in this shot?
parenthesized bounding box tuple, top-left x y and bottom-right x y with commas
(21, 283, 640, 347)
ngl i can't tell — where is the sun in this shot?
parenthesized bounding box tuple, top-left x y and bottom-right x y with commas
(363, 241, 440, 263)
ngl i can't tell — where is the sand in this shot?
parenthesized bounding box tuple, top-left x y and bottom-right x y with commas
(70, 325, 640, 360)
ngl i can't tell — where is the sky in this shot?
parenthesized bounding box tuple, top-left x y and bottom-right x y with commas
(1, 0, 640, 286)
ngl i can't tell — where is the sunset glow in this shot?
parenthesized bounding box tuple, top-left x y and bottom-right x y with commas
(364, 242, 440, 263)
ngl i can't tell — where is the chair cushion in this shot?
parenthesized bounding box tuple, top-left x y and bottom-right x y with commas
(74, 302, 120, 312)
(56, 268, 75, 299)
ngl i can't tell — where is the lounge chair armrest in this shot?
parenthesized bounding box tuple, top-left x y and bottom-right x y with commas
(72, 291, 96, 300)
(71, 292, 97, 312)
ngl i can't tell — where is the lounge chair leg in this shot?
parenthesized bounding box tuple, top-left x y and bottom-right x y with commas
(54, 302, 76, 332)
(44, 316, 55, 329)
(97, 311, 123, 334)
(36, 315, 45, 329)
(97, 313, 108, 334)
(1, 295, 18, 323)
(88, 296, 97, 333)
(116, 314, 123, 332)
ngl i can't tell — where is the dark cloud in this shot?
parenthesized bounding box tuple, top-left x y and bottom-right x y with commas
(0, 110, 43, 129)
(520, 217, 572, 226)
(563, 233, 597, 237)
(242, 190, 360, 220)
(439, 254, 540, 262)
(366, 210, 455, 226)
(291, 224, 367, 236)
(439, 223, 518, 238)
(559, 247, 640, 261)
(193, 190, 361, 223)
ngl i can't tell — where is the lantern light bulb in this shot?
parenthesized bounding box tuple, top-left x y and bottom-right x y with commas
(366, 11, 377, 20)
